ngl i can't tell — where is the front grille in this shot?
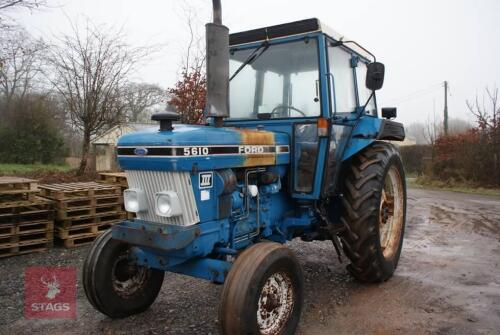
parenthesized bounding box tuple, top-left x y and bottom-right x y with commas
(125, 170, 200, 226)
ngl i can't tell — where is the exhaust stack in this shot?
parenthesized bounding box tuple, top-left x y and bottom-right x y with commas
(206, 0, 229, 127)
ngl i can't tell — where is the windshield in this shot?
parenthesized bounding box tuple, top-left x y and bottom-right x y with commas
(229, 38, 321, 120)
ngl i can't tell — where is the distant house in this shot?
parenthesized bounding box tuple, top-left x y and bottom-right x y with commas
(393, 137, 417, 147)
(91, 123, 155, 171)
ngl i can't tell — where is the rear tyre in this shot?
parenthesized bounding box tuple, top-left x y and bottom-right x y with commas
(83, 230, 165, 318)
(340, 141, 406, 283)
(219, 242, 304, 335)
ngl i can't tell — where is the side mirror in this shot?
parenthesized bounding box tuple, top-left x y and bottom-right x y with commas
(381, 107, 397, 119)
(366, 62, 385, 91)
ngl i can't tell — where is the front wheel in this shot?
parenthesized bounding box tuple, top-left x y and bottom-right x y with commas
(82, 230, 165, 318)
(219, 242, 304, 335)
(340, 141, 407, 283)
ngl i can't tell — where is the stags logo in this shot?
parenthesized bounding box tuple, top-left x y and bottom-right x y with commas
(41, 274, 61, 300)
(24, 267, 76, 319)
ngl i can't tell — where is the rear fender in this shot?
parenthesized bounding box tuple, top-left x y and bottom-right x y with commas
(341, 117, 380, 161)
(341, 117, 405, 161)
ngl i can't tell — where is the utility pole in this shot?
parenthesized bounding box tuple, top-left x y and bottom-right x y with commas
(444, 81, 449, 136)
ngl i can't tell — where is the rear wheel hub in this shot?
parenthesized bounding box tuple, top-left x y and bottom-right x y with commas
(379, 165, 404, 259)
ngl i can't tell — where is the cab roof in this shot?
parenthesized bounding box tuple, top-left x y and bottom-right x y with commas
(229, 18, 373, 61)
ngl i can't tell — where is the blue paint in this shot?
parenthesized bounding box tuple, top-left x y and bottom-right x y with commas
(112, 219, 229, 259)
(168, 258, 232, 284)
(131, 247, 231, 283)
(119, 124, 242, 146)
(341, 116, 381, 161)
(117, 125, 290, 172)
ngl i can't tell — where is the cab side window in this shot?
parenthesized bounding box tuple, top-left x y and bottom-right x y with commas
(328, 46, 357, 114)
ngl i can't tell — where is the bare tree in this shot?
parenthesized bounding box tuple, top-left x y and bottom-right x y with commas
(177, 0, 206, 74)
(46, 21, 150, 175)
(424, 111, 442, 146)
(0, 27, 46, 109)
(166, 1, 207, 124)
(122, 82, 166, 122)
(466, 86, 500, 132)
(0, 0, 45, 11)
(466, 86, 500, 181)
(0, 0, 47, 28)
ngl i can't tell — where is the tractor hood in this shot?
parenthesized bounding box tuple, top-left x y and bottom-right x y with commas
(116, 124, 290, 171)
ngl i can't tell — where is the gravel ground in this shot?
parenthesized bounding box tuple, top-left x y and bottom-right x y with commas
(0, 187, 499, 334)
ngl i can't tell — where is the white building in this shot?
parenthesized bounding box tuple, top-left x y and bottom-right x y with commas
(91, 123, 155, 171)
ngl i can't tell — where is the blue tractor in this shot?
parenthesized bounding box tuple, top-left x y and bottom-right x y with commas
(83, 1, 407, 334)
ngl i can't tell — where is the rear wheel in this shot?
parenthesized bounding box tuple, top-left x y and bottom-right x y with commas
(219, 242, 304, 335)
(83, 230, 165, 318)
(340, 141, 406, 282)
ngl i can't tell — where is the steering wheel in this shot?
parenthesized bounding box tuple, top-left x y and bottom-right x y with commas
(271, 105, 306, 118)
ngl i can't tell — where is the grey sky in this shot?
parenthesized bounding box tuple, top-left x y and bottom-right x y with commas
(15, 0, 500, 125)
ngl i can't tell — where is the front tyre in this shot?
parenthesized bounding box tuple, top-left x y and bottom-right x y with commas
(340, 141, 406, 283)
(219, 242, 304, 335)
(82, 230, 165, 318)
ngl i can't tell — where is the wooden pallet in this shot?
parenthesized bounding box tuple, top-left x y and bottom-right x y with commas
(0, 177, 38, 202)
(59, 233, 103, 248)
(56, 203, 123, 220)
(0, 230, 53, 245)
(56, 222, 115, 239)
(0, 224, 16, 238)
(55, 195, 123, 210)
(39, 182, 121, 200)
(17, 220, 54, 234)
(0, 220, 53, 258)
(0, 220, 53, 237)
(0, 242, 18, 258)
(0, 198, 54, 225)
(0, 197, 53, 214)
(56, 212, 127, 228)
(0, 240, 53, 259)
(98, 172, 128, 187)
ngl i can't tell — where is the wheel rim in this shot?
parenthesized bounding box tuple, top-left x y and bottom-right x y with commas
(257, 272, 295, 335)
(111, 250, 149, 298)
(379, 165, 404, 259)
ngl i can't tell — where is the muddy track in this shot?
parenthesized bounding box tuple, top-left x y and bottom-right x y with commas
(0, 187, 499, 334)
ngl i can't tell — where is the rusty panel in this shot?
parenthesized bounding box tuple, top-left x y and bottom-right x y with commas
(238, 129, 277, 167)
(238, 129, 275, 145)
(243, 155, 276, 167)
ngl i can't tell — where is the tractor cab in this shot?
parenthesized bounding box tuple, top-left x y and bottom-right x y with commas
(228, 18, 375, 121)
(225, 18, 392, 199)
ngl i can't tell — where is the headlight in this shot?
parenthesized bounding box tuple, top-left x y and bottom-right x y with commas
(155, 191, 182, 217)
(123, 189, 147, 213)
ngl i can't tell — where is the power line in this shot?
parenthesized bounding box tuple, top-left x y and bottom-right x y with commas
(384, 82, 443, 105)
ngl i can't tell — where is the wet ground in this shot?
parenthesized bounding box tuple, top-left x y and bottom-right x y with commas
(0, 187, 499, 334)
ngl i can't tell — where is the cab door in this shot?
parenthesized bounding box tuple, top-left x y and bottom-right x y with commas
(291, 36, 330, 200)
(321, 40, 373, 196)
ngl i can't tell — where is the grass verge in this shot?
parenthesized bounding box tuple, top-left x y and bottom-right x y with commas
(0, 164, 73, 174)
(407, 176, 500, 196)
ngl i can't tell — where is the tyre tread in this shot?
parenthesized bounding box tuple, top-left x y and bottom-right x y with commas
(340, 141, 405, 283)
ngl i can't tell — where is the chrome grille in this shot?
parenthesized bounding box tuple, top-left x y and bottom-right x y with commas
(125, 170, 199, 226)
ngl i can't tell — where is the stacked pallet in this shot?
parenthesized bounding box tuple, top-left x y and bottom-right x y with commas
(97, 172, 134, 219)
(0, 177, 54, 258)
(97, 172, 128, 190)
(39, 182, 125, 248)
